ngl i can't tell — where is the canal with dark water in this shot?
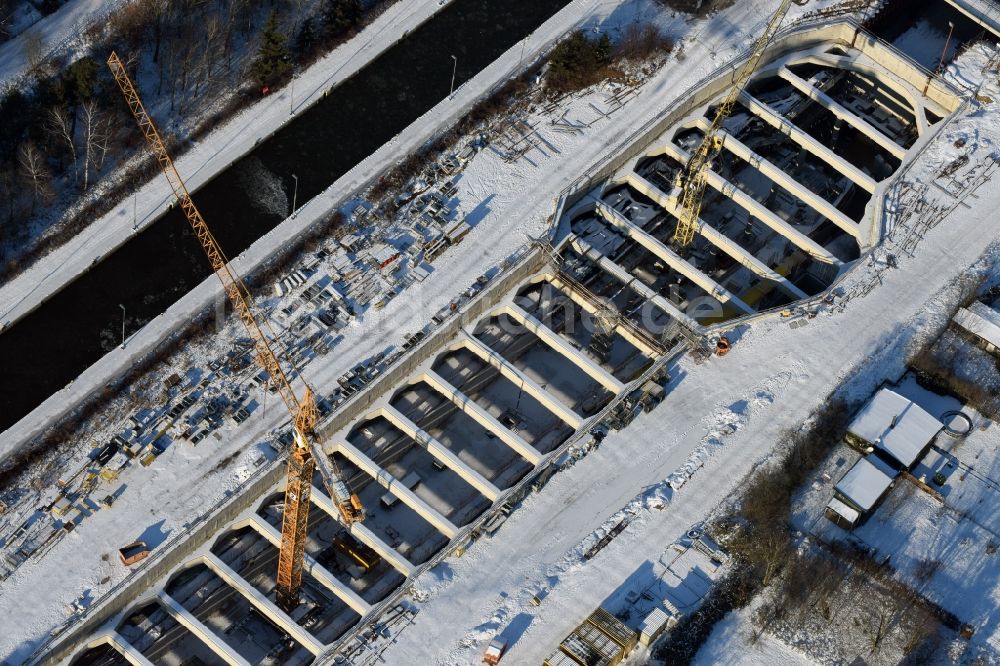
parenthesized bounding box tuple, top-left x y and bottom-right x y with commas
(0, 0, 570, 434)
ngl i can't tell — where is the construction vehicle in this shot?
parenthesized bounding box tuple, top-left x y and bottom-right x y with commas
(106, 52, 364, 611)
(672, 0, 794, 247)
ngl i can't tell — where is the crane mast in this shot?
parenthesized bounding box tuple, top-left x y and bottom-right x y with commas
(107, 52, 363, 612)
(673, 0, 793, 247)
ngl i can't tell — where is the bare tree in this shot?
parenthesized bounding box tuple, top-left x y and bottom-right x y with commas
(868, 605, 893, 655)
(750, 527, 790, 587)
(198, 14, 223, 94)
(80, 101, 104, 192)
(47, 106, 78, 183)
(17, 142, 52, 210)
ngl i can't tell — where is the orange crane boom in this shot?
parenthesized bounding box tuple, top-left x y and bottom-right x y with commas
(672, 0, 793, 247)
(106, 51, 363, 611)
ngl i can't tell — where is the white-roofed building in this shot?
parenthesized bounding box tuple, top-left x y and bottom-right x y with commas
(846, 388, 942, 470)
(952, 300, 1000, 354)
(827, 455, 897, 528)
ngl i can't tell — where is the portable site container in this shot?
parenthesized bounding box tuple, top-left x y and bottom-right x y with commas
(638, 607, 672, 646)
(50, 497, 73, 518)
(560, 632, 612, 666)
(118, 541, 150, 566)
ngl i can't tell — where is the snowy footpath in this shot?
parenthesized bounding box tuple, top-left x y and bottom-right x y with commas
(0, 0, 127, 90)
(0, 0, 458, 331)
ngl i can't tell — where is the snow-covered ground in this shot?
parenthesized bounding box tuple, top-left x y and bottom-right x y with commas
(0, 0, 126, 91)
(4, 0, 998, 663)
(691, 603, 814, 666)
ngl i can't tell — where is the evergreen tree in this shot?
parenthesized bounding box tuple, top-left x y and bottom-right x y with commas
(547, 30, 612, 92)
(64, 57, 99, 103)
(252, 10, 291, 89)
(295, 16, 317, 58)
(40, 0, 61, 16)
(323, 0, 362, 39)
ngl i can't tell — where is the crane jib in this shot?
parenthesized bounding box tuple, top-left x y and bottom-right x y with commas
(106, 51, 363, 612)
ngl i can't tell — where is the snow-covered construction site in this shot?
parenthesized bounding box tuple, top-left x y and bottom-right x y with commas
(4, 0, 1000, 665)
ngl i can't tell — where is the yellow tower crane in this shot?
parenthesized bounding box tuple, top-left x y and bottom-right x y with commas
(673, 0, 794, 247)
(106, 52, 364, 612)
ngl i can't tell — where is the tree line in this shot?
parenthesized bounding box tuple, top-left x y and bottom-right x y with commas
(0, 0, 371, 280)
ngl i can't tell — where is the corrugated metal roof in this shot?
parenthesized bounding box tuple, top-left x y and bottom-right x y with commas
(835, 456, 895, 511)
(848, 389, 942, 468)
(954, 301, 1000, 348)
(587, 608, 636, 649)
(639, 607, 670, 636)
(826, 496, 861, 524)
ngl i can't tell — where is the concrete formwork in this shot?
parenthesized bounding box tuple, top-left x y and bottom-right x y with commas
(50, 20, 964, 666)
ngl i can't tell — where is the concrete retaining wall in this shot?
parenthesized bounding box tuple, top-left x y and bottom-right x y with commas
(555, 19, 963, 221)
(318, 247, 551, 441)
(37, 462, 286, 665)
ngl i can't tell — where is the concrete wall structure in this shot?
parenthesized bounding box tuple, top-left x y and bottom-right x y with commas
(44, 17, 965, 666)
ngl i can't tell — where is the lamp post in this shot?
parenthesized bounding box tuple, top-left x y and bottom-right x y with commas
(291, 174, 299, 217)
(449, 55, 458, 97)
(937, 21, 955, 73)
(119, 304, 126, 349)
(290, 75, 294, 116)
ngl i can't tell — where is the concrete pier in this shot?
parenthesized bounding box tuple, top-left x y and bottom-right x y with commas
(333, 440, 461, 540)
(568, 236, 708, 332)
(778, 66, 907, 160)
(201, 553, 325, 655)
(418, 369, 546, 467)
(91, 632, 155, 666)
(378, 403, 502, 501)
(455, 334, 585, 430)
(243, 515, 372, 616)
(740, 90, 877, 193)
(499, 302, 628, 392)
(594, 198, 755, 315)
(691, 119, 860, 240)
(157, 591, 252, 666)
